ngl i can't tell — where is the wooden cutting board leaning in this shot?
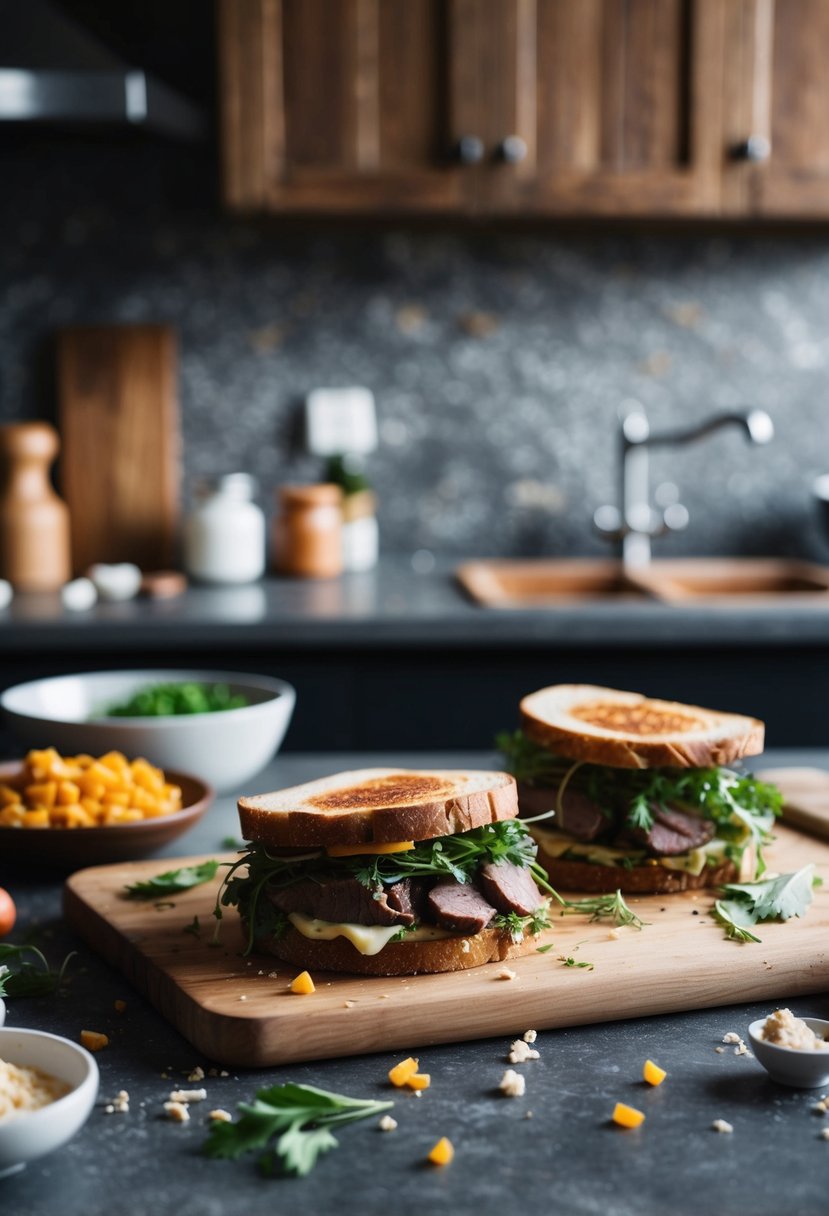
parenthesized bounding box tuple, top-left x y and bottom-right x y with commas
(64, 802, 829, 1068)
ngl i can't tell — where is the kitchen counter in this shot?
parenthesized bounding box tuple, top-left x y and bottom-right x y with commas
(3, 749, 828, 1216)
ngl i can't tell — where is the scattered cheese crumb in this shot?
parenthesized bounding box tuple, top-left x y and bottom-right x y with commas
(712, 1119, 733, 1134)
(499, 1069, 526, 1098)
(407, 1073, 430, 1091)
(715, 1047, 725, 1055)
(80, 1030, 109, 1053)
(508, 1039, 540, 1064)
(523, 1029, 537, 1043)
(811, 1099, 828, 1114)
(820, 1128, 829, 1141)
(612, 1102, 645, 1129)
(412, 1090, 423, 1098)
(643, 1060, 667, 1087)
(378, 1115, 398, 1132)
(209, 1109, 232, 1123)
(220, 1070, 229, 1078)
(722, 1033, 741, 1044)
(379, 994, 390, 1000)
(169, 1089, 207, 1104)
(524, 1110, 533, 1119)
(496, 967, 517, 981)
(188, 1067, 205, 1082)
(389, 1057, 419, 1087)
(427, 1136, 454, 1166)
(114, 1000, 127, 1014)
(290, 971, 315, 995)
(164, 1100, 190, 1123)
(110, 1090, 129, 1113)
(267, 971, 278, 979)
(343, 1000, 356, 1008)
(608, 929, 621, 941)
(239, 995, 248, 1002)
(734, 1041, 750, 1057)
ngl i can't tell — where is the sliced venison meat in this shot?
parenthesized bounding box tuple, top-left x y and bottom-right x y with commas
(517, 782, 607, 842)
(629, 805, 715, 857)
(427, 880, 496, 934)
(268, 875, 416, 926)
(477, 860, 543, 917)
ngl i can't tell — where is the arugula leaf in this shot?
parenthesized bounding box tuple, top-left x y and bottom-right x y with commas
(559, 889, 647, 930)
(204, 1083, 393, 1177)
(559, 955, 594, 970)
(125, 860, 221, 899)
(536, 943, 556, 954)
(712, 865, 818, 943)
(493, 907, 551, 943)
(0, 944, 75, 998)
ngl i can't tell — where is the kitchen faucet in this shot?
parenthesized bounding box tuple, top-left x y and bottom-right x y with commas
(594, 402, 774, 569)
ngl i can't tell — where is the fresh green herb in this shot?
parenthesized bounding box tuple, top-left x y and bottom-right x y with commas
(203, 1082, 393, 1177)
(536, 942, 556, 954)
(184, 916, 202, 939)
(0, 944, 75, 998)
(125, 860, 221, 899)
(214, 820, 558, 955)
(559, 955, 594, 970)
(712, 865, 819, 943)
(559, 889, 647, 930)
(106, 682, 249, 718)
(493, 907, 551, 943)
(498, 731, 781, 874)
(222, 836, 244, 850)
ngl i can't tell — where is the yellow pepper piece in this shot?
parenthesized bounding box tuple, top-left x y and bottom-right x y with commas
(290, 970, 315, 995)
(80, 1030, 109, 1053)
(612, 1102, 645, 1129)
(427, 1137, 454, 1166)
(388, 1057, 419, 1087)
(643, 1059, 667, 1086)
(406, 1073, 431, 1091)
(326, 840, 415, 857)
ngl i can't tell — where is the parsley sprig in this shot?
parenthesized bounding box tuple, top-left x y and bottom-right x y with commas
(125, 860, 222, 899)
(0, 944, 75, 998)
(713, 865, 821, 943)
(559, 889, 647, 930)
(204, 1083, 393, 1177)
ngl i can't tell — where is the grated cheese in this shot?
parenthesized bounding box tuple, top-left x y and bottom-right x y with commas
(0, 1058, 69, 1122)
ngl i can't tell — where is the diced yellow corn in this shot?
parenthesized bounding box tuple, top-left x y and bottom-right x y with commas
(80, 1030, 109, 1052)
(98, 751, 129, 773)
(22, 808, 51, 828)
(427, 1137, 454, 1166)
(0, 804, 24, 827)
(0, 784, 23, 806)
(130, 759, 164, 793)
(643, 1059, 667, 1086)
(102, 790, 130, 808)
(24, 781, 57, 809)
(290, 970, 315, 995)
(388, 1057, 419, 1087)
(57, 780, 81, 805)
(407, 1073, 431, 1091)
(612, 1102, 645, 1129)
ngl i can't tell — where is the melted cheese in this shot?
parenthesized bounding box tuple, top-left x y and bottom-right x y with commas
(531, 825, 732, 877)
(287, 913, 454, 956)
(325, 840, 414, 858)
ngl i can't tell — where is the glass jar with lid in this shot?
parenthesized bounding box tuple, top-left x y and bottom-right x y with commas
(183, 473, 266, 584)
(272, 484, 343, 578)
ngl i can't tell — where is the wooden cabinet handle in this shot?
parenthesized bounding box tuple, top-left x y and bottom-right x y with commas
(731, 135, 771, 162)
(497, 135, 528, 164)
(455, 135, 485, 164)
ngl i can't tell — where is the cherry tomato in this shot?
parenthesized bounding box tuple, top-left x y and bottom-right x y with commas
(0, 887, 16, 938)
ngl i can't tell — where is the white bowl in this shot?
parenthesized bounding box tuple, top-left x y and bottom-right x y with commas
(748, 1016, 829, 1088)
(0, 1027, 99, 1178)
(1, 669, 296, 794)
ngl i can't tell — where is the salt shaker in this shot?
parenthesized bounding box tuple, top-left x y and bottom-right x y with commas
(183, 474, 266, 584)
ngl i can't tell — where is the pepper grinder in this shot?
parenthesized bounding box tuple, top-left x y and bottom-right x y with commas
(0, 422, 72, 590)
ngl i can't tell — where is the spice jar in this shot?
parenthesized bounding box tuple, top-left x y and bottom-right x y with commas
(183, 474, 266, 584)
(273, 484, 343, 578)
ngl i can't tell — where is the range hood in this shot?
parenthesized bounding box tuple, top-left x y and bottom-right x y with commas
(0, 0, 204, 140)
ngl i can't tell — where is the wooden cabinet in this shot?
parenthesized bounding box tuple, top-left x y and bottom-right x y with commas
(218, 0, 829, 219)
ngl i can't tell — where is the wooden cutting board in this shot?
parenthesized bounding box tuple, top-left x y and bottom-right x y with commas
(64, 820, 829, 1069)
(57, 325, 180, 573)
(759, 768, 829, 841)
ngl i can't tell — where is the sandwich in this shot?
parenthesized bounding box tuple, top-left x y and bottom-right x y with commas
(217, 768, 554, 975)
(498, 684, 782, 894)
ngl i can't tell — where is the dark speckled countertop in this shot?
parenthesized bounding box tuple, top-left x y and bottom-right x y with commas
(1, 559, 829, 652)
(2, 749, 828, 1216)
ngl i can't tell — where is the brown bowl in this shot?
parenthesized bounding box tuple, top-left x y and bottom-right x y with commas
(0, 762, 214, 870)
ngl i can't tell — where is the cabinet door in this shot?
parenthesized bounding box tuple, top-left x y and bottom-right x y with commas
(724, 0, 829, 216)
(472, 0, 727, 217)
(219, 0, 471, 213)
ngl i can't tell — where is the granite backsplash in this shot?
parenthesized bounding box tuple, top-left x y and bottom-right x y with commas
(2, 135, 828, 562)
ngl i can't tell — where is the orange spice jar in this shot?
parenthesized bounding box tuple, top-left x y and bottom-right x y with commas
(272, 484, 343, 578)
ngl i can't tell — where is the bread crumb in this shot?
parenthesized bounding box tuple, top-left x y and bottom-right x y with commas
(496, 967, 517, 981)
(715, 1047, 725, 1054)
(344, 1000, 356, 1008)
(734, 1040, 749, 1056)
(378, 1115, 398, 1132)
(461, 939, 471, 954)
(209, 1109, 232, 1122)
(80, 1030, 109, 1053)
(188, 1066, 205, 1082)
(169, 1089, 207, 1104)
(820, 1128, 829, 1141)
(412, 1090, 423, 1098)
(499, 1069, 526, 1098)
(722, 1032, 741, 1044)
(523, 1029, 537, 1043)
(268, 971, 278, 979)
(524, 1110, 533, 1119)
(712, 1119, 733, 1134)
(379, 994, 390, 1000)
(608, 929, 621, 941)
(508, 1039, 540, 1064)
(239, 994, 248, 1001)
(811, 1099, 828, 1114)
(164, 1100, 190, 1123)
(220, 1070, 229, 1078)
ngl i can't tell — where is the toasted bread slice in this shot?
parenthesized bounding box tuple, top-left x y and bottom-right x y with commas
(520, 684, 764, 770)
(237, 768, 519, 848)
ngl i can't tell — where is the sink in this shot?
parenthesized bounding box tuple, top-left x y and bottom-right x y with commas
(456, 558, 829, 608)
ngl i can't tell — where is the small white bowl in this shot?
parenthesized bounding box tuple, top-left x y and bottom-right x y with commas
(0, 1027, 99, 1178)
(748, 1016, 829, 1088)
(1, 669, 296, 794)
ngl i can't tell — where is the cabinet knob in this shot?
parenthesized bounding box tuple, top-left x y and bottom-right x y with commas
(498, 135, 528, 164)
(731, 135, 771, 163)
(455, 135, 484, 165)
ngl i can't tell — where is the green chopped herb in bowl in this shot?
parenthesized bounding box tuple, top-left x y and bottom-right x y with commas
(105, 682, 249, 718)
